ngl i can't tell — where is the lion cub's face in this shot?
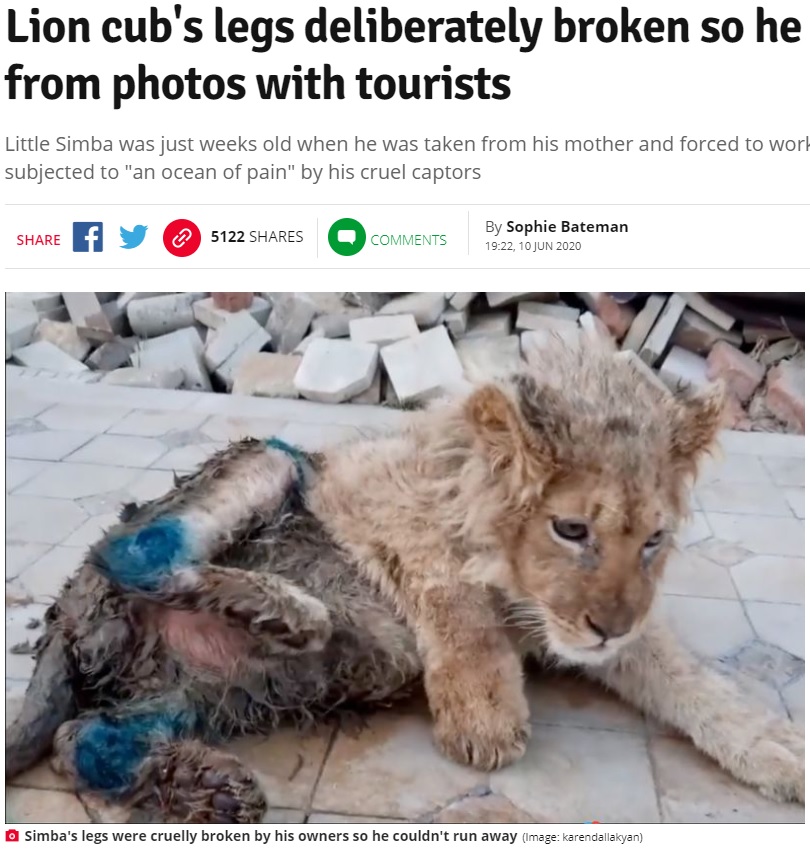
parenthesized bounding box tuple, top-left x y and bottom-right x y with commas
(510, 469, 676, 665)
(465, 346, 726, 667)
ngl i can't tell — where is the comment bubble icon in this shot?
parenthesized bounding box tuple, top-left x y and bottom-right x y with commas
(328, 218, 366, 256)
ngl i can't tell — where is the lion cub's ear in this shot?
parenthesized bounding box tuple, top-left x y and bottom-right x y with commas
(464, 384, 548, 478)
(669, 382, 727, 474)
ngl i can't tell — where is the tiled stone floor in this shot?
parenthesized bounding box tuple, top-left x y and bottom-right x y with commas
(4, 368, 805, 824)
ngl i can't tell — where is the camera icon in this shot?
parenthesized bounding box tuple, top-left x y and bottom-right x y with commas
(6, 830, 20, 842)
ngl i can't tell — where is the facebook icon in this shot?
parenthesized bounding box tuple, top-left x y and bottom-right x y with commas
(72, 222, 104, 253)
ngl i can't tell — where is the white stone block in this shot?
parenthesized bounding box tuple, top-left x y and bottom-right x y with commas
(102, 367, 184, 389)
(232, 352, 301, 398)
(464, 312, 512, 338)
(621, 294, 666, 353)
(62, 292, 115, 339)
(639, 294, 687, 367)
(5, 308, 38, 352)
(133, 327, 212, 391)
(456, 335, 521, 382)
(266, 293, 317, 353)
(33, 319, 91, 361)
(659, 346, 710, 391)
(6, 292, 63, 312)
(349, 314, 419, 347)
(441, 307, 470, 339)
(516, 301, 580, 330)
(294, 338, 379, 404)
(12, 340, 89, 373)
(448, 292, 477, 310)
(377, 293, 447, 327)
(127, 292, 199, 338)
(292, 327, 326, 354)
(684, 293, 735, 331)
(311, 307, 370, 338)
(381, 327, 464, 403)
(204, 312, 270, 372)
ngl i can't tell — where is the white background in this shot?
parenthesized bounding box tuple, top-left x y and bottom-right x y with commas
(1, 0, 808, 282)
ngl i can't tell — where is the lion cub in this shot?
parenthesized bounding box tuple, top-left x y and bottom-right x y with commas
(312, 340, 804, 804)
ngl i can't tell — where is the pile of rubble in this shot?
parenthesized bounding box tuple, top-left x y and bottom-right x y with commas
(4, 291, 805, 434)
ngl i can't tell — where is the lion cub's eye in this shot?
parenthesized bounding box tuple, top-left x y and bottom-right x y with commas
(644, 530, 665, 549)
(551, 518, 590, 543)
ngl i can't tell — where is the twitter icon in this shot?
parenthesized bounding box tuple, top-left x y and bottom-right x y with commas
(120, 225, 147, 249)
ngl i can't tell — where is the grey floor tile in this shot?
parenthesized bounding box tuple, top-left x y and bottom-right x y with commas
(492, 726, 659, 823)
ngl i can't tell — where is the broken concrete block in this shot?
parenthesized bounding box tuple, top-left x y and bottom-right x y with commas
(311, 307, 370, 338)
(520, 326, 581, 359)
(116, 292, 155, 311)
(684, 293, 736, 331)
(658, 346, 709, 391)
(5, 308, 38, 352)
(621, 294, 666, 353)
(193, 296, 271, 330)
(576, 292, 635, 340)
(12, 340, 88, 373)
(350, 367, 383, 405)
(464, 312, 512, 338)
(579, 312, 615, 346)
(441, 306, 470, 339)
(516, 301, 579, 331)
(448, 293, 478, 310)
(266, 293, 316, 353)
(133, 328, 212, 392)
(673, 308, 743, 354)
(377, 292, 446, 327)
(639, 294, 687, 366)
(62, 292, 115, 340)
(294, 338, 378, 403)
(765, 359, 805, 433)
(127, 293, 198, 338)
(102, 367, 184, 389)
(486, 292, 558, 308)
(6, 292, 63, 313)
(456, 335, 521, 382)
(292, 327, 326, 355)
(342, 292, 391, 312)
(381, 327, 464, 403)
(95, 292, 120, 303)
(616, 350, 671, 395)
(298, 292, 347, 315)
(706, 341, 766, 403)
(33, 319, 91, 361)
(86, 338, 137, 371)
(232, 352, 301, 398)
(204, 312, 271, 388)
(349, 314, 420, 347)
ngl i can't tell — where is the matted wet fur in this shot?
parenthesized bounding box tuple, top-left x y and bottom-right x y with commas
(7, 341, 803, 822)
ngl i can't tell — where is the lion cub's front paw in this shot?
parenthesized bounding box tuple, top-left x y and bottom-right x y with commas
(432, 690, 530, 771)
(742, 720, 804, 804)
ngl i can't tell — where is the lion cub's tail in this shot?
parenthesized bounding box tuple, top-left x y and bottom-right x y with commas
(6, 632, 76, 779)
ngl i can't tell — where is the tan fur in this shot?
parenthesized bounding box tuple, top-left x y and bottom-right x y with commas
(309, 340, 803, 802)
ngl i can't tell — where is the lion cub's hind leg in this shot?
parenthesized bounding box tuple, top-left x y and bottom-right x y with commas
(158, 565, 333, 657)
(52, 705, 267, 824)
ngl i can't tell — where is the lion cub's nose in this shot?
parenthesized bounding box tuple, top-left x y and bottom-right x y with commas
(585, 613, 631, 642)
